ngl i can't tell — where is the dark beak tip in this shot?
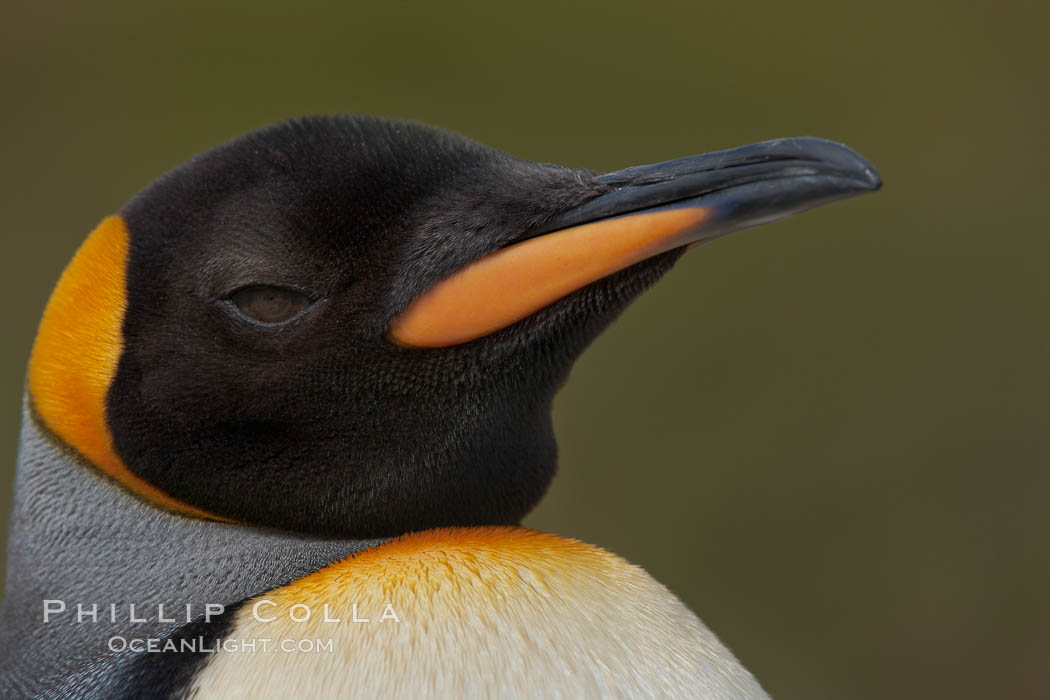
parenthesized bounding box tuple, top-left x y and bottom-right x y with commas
(785, 136, 881, 191)
(864, 166, 883, 191)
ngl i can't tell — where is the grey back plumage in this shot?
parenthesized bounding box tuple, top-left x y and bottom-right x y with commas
(0, 402, 381, 696)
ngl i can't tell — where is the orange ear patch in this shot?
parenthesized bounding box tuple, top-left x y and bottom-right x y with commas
(28, 215, 224, 520)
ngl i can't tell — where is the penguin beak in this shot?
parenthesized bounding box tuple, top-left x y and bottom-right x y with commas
(390, 137, 881, 348)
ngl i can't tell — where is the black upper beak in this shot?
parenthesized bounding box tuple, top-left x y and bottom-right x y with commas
(536, 137, 882, 243)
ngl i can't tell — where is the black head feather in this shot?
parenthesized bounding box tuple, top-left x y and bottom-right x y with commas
(109, 115, 683, 536)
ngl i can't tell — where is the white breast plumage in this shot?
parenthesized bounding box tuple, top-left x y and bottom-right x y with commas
(190, 527, 769, 699)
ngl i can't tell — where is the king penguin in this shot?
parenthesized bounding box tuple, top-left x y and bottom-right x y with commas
(0, 115, 880, 699)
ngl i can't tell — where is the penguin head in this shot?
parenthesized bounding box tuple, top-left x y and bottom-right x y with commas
(28, 115, 880, 537)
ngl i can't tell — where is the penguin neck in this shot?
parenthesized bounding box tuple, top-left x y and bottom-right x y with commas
(0, 398, 382, 686)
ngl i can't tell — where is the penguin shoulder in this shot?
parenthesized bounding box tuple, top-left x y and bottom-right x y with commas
(191, 527, 768, 699)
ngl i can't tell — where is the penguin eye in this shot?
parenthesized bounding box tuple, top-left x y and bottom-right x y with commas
(227, 286, 312, 325)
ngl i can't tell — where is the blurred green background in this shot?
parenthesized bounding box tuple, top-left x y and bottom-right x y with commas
(1, 1, 1047, 697)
